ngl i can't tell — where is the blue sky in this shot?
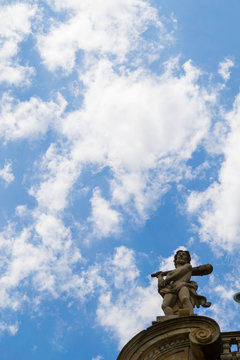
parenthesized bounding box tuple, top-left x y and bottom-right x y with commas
(0, 1, 240, 359)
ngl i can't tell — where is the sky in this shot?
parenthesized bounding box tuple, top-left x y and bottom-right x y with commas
(0, 0, 240, 359)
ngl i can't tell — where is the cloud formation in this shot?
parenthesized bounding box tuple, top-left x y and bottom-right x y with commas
(0, 161, 14, 184)
(0, 3, 35, 85)
(38, 0, 167, 73)
(88, 188, 122, 238)
(0, 93, 66, 141)
(187, 93, 240, 252)
(218, 58, 234, 81)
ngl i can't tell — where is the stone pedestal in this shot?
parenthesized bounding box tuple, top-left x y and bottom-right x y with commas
(116, 315, 221, 360)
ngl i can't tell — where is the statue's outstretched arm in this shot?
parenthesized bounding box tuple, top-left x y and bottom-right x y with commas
(165, 264, 192, 282)
(151, 270, 169, 278)
(191, 264, 213, 276)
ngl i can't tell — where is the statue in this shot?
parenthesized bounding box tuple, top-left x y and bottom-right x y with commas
(151, 250, 213, 316)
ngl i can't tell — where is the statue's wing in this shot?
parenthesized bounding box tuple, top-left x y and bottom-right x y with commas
(192, 264, 213, 276)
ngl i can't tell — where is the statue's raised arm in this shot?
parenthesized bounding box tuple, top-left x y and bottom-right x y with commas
(191, 264, 213, 276)
(151, 250, 213, 317)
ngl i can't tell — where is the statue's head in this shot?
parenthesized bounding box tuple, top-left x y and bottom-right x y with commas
(174, 250, 191, 267)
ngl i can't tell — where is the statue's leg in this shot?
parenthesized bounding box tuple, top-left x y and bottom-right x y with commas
(178, 286, 193, 314)
(162, 293, 177, 315)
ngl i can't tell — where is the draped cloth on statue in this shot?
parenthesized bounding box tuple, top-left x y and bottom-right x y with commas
(159, 279, 211, 309)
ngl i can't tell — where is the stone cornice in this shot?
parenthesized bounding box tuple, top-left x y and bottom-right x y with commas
(117, 315, 222, 360)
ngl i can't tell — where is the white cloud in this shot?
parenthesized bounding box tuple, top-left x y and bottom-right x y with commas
(213, 285, 235, 301)
(56, 59, 215, 223)
(37, 0, 167, 72)
(16, 57, 216, 247)
(0, 93, 66, 141)
(106, 246, 139, 289)
(0, 211, 87, 310)
(97, 287, 160, 349)
(187, 93, 240, 252)
(0, 162, 14, 184)
(60, 264, 107, 300)
(203, 120, 229, 155)
(88, 188, 122, 238)
(2, 1, 208, 254)
(0, 3, 36, 85)
(0, 321, 18, 336)
(0, 200, 106, 317)
(29, 143, 80, 213)
(92, 356, 103, 360)
(218, 58, 234, 81)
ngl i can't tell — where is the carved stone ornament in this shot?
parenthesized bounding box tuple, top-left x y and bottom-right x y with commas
(189, 327, 213, 344)
(116, 315, 221, 360)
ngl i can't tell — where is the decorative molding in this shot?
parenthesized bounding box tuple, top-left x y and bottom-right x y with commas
(117, 315, 221, 360)
(190, 327, 213, 344)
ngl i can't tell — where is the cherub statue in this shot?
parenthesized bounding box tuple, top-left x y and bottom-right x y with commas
(151, 250, 213, 316)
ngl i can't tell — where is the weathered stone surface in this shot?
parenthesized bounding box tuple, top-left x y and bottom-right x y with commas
(116, 315, 221, 360)
(220, 332, 240, 359)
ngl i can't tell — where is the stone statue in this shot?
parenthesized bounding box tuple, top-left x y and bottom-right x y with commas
(151, 250, 213, 316)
